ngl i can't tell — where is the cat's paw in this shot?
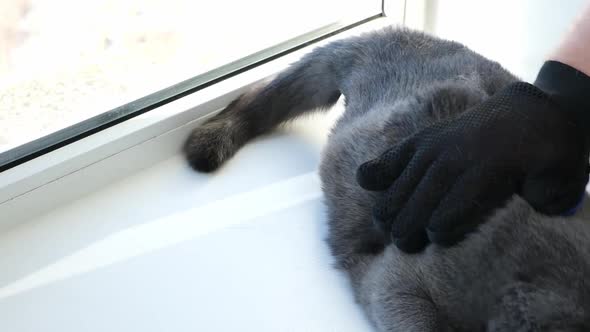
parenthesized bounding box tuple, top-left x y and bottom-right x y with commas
(183, 119, 237, 173)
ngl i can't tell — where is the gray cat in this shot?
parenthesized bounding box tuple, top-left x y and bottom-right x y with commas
(183, 27, 590, 331)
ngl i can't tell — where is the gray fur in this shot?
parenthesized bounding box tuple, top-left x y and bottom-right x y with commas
(184, 27, 590, 331)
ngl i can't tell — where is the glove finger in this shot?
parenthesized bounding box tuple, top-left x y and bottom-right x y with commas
(390, 162, 464, 253)
(522, 166, 589, 216)
(426, 167, 517, 246)
(372, 152, 433, 236)
(391, 230, 429, 254)
(356, 137, 416, 191)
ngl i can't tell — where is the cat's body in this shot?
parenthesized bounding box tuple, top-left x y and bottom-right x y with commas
(183, 27, 590, 331)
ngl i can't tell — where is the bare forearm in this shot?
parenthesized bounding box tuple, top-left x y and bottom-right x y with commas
(550, 2, 590, 76)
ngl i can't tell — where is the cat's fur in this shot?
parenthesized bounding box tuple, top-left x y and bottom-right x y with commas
(183, 27, 590, 331)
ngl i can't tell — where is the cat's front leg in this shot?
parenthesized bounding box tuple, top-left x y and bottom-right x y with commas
(183, 41, 345, 173)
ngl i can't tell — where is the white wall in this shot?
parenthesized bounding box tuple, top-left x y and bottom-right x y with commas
(424, 0, 587, 81)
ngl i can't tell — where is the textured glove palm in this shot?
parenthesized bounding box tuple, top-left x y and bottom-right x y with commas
(357, 81, 590, 253)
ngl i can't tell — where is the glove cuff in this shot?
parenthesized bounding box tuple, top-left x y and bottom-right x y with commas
(534, 60, 590, 128)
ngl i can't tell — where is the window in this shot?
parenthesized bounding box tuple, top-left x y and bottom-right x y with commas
(0, 0, 383, 172)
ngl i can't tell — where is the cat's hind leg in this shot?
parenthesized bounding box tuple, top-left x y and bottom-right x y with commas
(358, 250, 451, 332)
(374, 295, 447, 332)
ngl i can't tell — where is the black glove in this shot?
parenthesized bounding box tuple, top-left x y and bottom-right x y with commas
(357, 61, 590, 253)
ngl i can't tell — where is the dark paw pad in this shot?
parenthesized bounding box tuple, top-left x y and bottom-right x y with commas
(185, 150, 222, 173)
(183, 126, 230, 173)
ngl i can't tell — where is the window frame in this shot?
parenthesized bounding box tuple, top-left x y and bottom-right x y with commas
(0, 2, 385, 173)
(0, 1, 415, 229)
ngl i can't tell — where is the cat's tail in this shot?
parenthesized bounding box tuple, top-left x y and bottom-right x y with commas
(183, 41, 350, 172)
